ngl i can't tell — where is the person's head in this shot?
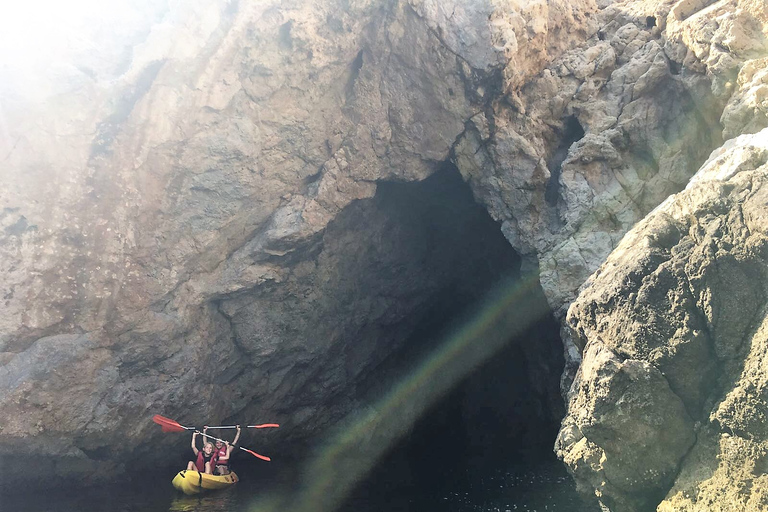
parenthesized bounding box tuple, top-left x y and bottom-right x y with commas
(203, 442, 214, 454)
(215, 439, 224, 449)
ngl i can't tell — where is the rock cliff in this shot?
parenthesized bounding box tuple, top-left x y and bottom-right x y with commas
(0, 0, 599, 489)
(554, 0, 768, 510)
(558, 127, 768, 511)
(1, 0, 767, 509)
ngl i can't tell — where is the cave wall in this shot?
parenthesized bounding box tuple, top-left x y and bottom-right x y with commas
(211, 165, 523, 443)
(1, 0, 602, 487)
(1, 0, 768, 508)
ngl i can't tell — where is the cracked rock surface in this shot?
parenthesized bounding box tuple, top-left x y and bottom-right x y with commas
(0, 0, 598, 489)
(554, 0, 768, 509)
(557, 128, 768, 510)
(1, 0, 768, 507)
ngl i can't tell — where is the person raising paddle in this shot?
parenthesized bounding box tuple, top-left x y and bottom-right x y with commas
(213, 425, 241, 475)
(186, 430, 217, 474)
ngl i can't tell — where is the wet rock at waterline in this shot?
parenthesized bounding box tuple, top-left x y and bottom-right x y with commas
(1, 0, 768, 510)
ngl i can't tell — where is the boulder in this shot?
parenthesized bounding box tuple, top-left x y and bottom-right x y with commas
(559, 128, 768, 510)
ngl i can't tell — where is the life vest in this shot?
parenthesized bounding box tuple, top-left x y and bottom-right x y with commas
(195, 450, 218, 472)
(215, 444, 230, 467)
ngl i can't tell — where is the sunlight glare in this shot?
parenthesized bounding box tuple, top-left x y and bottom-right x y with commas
(0, 1, 107, 68)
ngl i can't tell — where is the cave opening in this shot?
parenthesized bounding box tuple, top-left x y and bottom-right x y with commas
(545, 115, 585, 206)
(330, 164, 571, 510)
(211, 161, 587, 510)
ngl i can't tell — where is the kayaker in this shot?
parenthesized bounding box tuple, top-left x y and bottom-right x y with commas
(186, 431, 217, 474)
(214, 425, 241, 475)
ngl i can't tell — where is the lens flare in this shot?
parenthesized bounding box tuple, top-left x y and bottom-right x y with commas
(250, 273, 552, 512)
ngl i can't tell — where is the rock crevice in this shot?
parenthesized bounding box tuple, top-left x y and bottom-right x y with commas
(2, 1, 768, 507)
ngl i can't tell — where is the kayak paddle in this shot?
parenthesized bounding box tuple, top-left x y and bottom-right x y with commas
(197, 430, 272, 461)
(153, 414, 194, 432)
(204, 423, 280, 429)
(152, 415, 279, 430)
(152, 415, 274, 461)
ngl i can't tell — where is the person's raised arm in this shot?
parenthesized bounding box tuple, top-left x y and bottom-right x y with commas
(227, 425, 241, 457)
(191, 432, 200, 456)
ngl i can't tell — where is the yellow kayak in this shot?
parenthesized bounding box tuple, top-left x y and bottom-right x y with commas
(171, 469, 239, 495)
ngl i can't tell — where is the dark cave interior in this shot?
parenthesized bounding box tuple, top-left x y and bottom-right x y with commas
(335, 164, 567, 508)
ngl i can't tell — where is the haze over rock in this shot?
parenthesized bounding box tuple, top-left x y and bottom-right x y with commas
(0, 0, 600, 489)
(1, 0, 767, 509)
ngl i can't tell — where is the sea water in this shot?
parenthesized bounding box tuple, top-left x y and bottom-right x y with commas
(1, 454, 597, 512)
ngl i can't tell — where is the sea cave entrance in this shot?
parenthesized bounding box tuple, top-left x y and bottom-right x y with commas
(321, 163, 570, 510)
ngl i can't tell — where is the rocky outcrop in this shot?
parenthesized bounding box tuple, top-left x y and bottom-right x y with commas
(454, 0, 723, 314)
(0, 0, 601, 489)
(558, 127, 768, 511)
(555, 1, 768, 509)
(453, 0, 735, 396)
(2, 0, 767, 506)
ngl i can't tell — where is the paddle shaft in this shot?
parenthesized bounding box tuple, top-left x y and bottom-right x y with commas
(196, 430, 232, 444)
(153, 416, 277, 430)
(152, 415, 272, 461)
(196, 431, 271, 461)
(205, 424, 279, 429)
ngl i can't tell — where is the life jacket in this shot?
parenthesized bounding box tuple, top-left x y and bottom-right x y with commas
(215, 444, 230, 467)
(195, 450, 218, 472)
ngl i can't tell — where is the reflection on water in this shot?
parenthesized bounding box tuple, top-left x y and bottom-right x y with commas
(168, 493, 233, 512)
(434, 463, 598, 512)
(338, 455, 599, 512)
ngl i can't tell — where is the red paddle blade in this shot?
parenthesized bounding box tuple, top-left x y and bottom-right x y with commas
(249, 423, 280, 429)
(153, 414, 186, 432)
(161, 423, 186, 433)
(242, 447, 271, 461)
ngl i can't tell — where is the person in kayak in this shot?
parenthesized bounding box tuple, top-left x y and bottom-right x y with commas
(213, 425, 241, 475)
(186, 430, 217, 474)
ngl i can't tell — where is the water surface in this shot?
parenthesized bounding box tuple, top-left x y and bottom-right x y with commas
(3, 453, 597, 512)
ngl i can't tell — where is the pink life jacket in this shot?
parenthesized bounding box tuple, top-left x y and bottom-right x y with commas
(195, 450, 218, 472)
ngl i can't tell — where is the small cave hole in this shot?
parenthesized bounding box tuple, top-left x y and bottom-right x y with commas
(303, 167, 324, 188)
(278, 21, 293, 50)
(545, 115, 585, 206)
(345, 50, 364, 101)
(646, 16, 657, 28)
(669, 60, 681, 75)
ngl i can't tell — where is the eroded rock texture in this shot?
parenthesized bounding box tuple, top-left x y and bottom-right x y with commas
(1, 0, 767, 507)
(1, 0, 600, 488)
(558, 127, 768, 511)
(555, 1, 768, 510)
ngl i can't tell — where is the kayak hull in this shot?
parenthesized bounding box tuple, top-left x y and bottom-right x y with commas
(172, 470, 239, 495)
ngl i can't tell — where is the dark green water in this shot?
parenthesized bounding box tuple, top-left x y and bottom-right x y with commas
(2, 454, 597, 512)
(341, 452, 599, 512)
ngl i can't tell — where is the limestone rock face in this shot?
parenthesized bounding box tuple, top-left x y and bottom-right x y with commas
(553, 1, 768, 509)
(558, 128, 768, 510)
(0, 0, 600, 489)
(453, 0, 740, 319)
(2, 0, 767, 505)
